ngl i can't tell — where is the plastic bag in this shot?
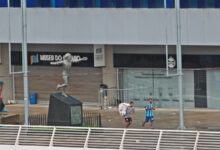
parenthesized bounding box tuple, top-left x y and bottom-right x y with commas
(118, 103, 129, 116)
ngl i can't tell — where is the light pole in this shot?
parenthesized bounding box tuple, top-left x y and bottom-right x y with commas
(164, 0, 169, 77)
(175, 0, 185, 130)
(7, 0, 11, 73)
(21, 0, 29, 125)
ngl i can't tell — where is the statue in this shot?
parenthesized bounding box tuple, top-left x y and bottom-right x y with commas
(50, 53, 87, 97)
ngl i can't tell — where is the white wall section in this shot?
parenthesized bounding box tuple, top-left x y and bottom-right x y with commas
(0, 8, 220, 45)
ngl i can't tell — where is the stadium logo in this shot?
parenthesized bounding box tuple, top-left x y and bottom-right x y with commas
(168, 57, 176, 68)
(30, 54, 39, 65)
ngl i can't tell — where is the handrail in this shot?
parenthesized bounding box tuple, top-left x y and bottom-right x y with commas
(0, 124, 220, 150)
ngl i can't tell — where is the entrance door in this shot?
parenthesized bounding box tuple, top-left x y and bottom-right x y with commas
(194, 70, 207, 108)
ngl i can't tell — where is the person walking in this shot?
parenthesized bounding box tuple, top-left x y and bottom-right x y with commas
(142, 98, 155, 129)
(124, 101, 135, 128)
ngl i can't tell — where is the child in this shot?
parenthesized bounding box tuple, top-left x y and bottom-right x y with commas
(124, 101, 135, 128)
(142, 98, 155, 128)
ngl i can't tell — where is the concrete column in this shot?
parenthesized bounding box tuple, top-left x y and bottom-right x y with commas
(102, 45, 117, 88)
(0, 44, 13, 102)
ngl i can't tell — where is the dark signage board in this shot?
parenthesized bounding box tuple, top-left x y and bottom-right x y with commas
(114, 54, 220, 68)
(11, 51, 94, 67)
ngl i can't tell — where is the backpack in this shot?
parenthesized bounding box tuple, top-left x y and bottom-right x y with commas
(118, 103, 129, 116)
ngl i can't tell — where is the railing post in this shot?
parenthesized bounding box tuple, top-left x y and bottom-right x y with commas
(49, 127, 56, 147)
(156, 130, 163, 150)
(15, 125, 22, 146)
(194, 131, 200, 150)
(120, 129, 127, 150)
(99, 113, 102, 127)
(84, 128, 91, 149)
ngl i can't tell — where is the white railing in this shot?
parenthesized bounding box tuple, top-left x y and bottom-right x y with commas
(0, 124, 220, 150)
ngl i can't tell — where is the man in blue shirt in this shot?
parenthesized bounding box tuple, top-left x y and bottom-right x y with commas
(142, 98, 155, 128)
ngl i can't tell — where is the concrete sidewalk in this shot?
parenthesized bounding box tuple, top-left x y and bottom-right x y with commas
(5, 104, 220, 131)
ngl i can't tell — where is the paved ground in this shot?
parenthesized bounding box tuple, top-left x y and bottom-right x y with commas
(5, 104, 220, 131)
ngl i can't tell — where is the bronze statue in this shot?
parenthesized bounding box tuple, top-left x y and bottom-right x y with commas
(50, 53, 87, 97)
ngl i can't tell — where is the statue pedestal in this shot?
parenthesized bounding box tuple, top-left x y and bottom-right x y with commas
(47, 93, 82, 126)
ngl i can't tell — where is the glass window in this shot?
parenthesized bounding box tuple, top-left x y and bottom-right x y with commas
(141, 0, 148, 8)
(190, 0, 198, 8)
(0, 0, 8, 7)
(157, 0, 164, 8)
(148, 0, 156, 8)
(206, 0, 215, 8)
(180, 0, 189, 8)
(54, 0, 65, 7)
(84, 0, 93, 8)
(166, 0, 174, 8)
(51, 0, 55, 7)
(100, 0, 109, 7)
(215, 0, 220, 8)
(27, 0, 37, 7)
(4, 0, 220, 8)
(78, 0, 84, 7)
(94, 0, 101, 7)
(38, 0, 51, 7)
(198, 0, 205, 8)
(125, 0, 132, 8)
(109, 0, 115, 7)
(132, 0, 141, 8)
(10, 0, 21, 7)
(116, 0, 124, 8)
(69, 0, 78, 7)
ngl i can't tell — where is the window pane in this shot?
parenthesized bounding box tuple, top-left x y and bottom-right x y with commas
(141, 0, 148, 8)
(132, 0, 141, 8)
(115, 0, 124, 8)
(215, 0, 220, 8)
(100, 0, 109, 7)
(190, 0, 198, 8)
(110, 0, 115, 7)
(54, 0, 65, 7)
(0, 0, 8, 7)
(126, 0, 132, 7)
(10, 0, 21, 7)
(69, 0, 78, 7)
(94, 0, 101, 7)
(27, 0, 37, 7)
(180, 0, 189, 8)
(206, 0, 215, 8)
(84, 0, 93, 8)
(38, 0, 51, 7)
(79, 0, 84, 7)
(197, 0, 205, 8)
(166, 0, 174, 8)
(157, 0, 164, 8)
(148, 0, 156, 8)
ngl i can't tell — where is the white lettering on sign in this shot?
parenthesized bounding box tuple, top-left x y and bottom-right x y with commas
(40, 55, 54, 61)
(55, 55, 63, 61)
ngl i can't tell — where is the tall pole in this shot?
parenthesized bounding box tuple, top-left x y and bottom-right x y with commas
(164, 0, 169, 76)
(21, 0, 29, 125)
(8, 0, 12, 74)
(175, 0, 184, 130)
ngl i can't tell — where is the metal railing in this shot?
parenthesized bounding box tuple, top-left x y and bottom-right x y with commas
(0, 124, 220, 149)
(20, 112, 102, 127)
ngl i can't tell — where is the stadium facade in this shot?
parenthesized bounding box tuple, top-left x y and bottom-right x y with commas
(1, 0, 220, 109)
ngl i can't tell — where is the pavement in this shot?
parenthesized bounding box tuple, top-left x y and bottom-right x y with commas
(5, 104, 220, 131)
